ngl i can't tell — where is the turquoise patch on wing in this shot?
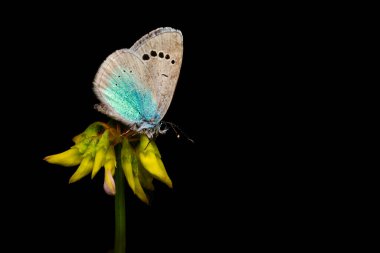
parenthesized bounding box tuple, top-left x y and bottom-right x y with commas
(102, 70, 159, 124)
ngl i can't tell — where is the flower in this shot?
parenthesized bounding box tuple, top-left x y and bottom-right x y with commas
(44, 121, 172, 204)
(137, 135, 172, 188)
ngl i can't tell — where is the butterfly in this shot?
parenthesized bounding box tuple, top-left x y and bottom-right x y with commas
(93, 27, 183, 139)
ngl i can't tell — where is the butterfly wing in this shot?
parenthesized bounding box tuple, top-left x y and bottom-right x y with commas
(93, 49, 159, 127)
(130, 27, 183, 120)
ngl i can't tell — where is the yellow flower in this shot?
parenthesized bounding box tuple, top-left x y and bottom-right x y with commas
(69, 155, 94, 183)
(44, 147, 82, 167)
(72, 122, 108, 144)
(103, 145, 116, 195)
(137, 135, 172, 188)
(121, 138, 153, 204)
(92, 129, 111, 178)
(121, 138, 135, 192)
(69, 138, 98, 183)
(44, 121, 173, 204)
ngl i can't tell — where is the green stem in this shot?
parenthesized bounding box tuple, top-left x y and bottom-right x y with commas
(114, 144, 126, 253)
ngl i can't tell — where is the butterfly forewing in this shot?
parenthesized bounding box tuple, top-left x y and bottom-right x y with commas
(130, 27, 183, 120)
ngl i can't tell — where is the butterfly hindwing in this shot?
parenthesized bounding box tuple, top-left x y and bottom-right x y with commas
(130, 27, 183, 120)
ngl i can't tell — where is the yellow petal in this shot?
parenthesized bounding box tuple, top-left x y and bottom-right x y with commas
(92, 147, 107, 178)
(121, 138, 135, 192)
(72, 122, 107, 144)
(44, 148, 82, 167)
(138, 135, 161, 157)
(133, 169, 149, 204)
(104, 145, 116, 174)
(137, 135, 171, 187)
(103, 168, 116, 195)
(83, 138, 98, 157)
(69, 155, 94, 183)
(139, 151, 172, 188)
(73, 137, 92, 154)
(96, 129, 110, 150)
(138, 164, 154, 191)
(157, 158, 172, 188)
(149, 141, 161, 158)
(72, 133, 89, 144)
(126, 153, 149, 204)
(92, 130, 111, 178)
(123, 160, 135, 192)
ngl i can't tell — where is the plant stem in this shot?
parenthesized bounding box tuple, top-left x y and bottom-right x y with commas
(114, 144, 126, 253)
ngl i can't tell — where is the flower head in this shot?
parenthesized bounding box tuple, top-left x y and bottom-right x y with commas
(44, 121, 172, 204)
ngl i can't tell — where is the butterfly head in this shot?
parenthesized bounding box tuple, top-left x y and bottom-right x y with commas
(132, 119, 168, 139)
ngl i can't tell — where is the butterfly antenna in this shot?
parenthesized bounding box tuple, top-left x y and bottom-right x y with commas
(165, 121, 194, 143)
(170, 123, 180, 138)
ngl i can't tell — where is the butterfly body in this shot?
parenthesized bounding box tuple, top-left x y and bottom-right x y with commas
(93, 27, 183, 138)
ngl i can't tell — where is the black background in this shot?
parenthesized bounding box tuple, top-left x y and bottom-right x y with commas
(1, 5, 326, 253)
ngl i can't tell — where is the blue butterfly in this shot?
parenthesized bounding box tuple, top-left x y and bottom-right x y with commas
(93, 27, 183, 138)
